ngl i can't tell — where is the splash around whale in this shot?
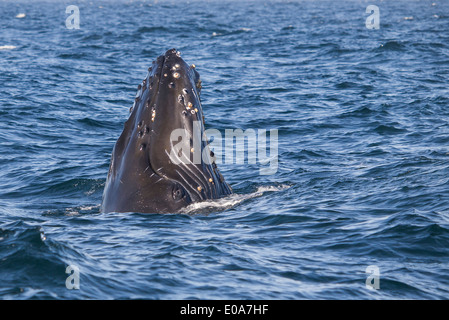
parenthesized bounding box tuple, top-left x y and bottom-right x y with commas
(100, 49, 233, 214)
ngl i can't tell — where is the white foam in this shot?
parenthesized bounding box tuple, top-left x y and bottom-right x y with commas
(63, 204, 101, 216)
(255, 184, 290, 193)
(182, 184, 290, 214)
(0, 45, 16, 50)
(79, 204, 101, 211)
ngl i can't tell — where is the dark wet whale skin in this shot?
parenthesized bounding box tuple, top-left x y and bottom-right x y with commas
(101, 49, 233, 213)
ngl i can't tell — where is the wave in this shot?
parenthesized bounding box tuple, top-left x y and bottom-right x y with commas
(0, 220, 71, 299)
(211, 27, 253, 37)
(376, 41, 406, 51)
(137, 26, 169, 33)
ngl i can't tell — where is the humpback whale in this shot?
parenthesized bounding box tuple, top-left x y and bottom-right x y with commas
(101, 49, 233, 213)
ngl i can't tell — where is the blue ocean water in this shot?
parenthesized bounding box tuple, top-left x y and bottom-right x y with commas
(1, 0, 449, 299)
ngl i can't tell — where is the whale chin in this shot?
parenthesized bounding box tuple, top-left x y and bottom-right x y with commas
(100, 49, 232, 214)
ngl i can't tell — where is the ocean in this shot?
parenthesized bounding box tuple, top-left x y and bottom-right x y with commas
(1, 0, 448, 299)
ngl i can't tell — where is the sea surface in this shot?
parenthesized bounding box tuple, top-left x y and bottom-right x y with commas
(1, 0, 449, 299)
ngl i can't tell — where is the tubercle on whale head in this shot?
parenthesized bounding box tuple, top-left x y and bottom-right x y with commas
(143, 49, 206, 167)
(160, 48, 202, 97)
(128, 49, 203, 138)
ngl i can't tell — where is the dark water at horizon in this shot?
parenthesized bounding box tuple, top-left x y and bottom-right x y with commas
(1, 0, 449, 299)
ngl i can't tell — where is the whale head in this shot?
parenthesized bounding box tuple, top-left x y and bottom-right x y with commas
(101, 49, 232, 213)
